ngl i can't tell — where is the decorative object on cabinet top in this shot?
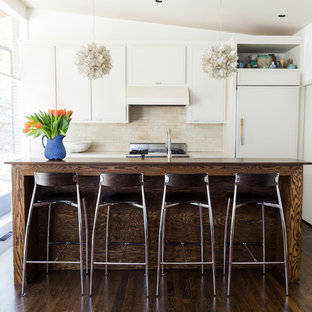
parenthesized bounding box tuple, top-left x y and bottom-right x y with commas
(257, 55, 273, 68)
(75, 0, 112, 79)
(241, 54, 297, 69)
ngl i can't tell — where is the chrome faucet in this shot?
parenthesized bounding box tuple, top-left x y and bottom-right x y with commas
(166, 129, 172, 160)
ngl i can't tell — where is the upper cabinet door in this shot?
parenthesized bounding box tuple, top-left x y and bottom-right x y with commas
(127, 45, 186, 85)
(22, 44, 56, 114)
(56, 45, 91, 121)
(187, 46, 226, 123)
(22, 44, 56, 155)
(92, 46, 127, 122)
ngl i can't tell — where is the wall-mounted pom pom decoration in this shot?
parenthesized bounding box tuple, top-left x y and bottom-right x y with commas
(76, 43, 112, 79)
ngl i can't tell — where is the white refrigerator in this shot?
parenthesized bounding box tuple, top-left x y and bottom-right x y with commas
(236, 85, 299, 158)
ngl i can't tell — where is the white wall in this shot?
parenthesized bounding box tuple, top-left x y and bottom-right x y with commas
(27, 9, 249, 42)
(303, 84, 312, 224)
(296, 23, 312, 224)
(296, 24, 312, 83)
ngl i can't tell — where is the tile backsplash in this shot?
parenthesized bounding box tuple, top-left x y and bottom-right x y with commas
(66, 106, 223, 152)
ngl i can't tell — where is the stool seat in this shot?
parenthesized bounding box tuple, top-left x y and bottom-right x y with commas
(101, 192, 142, 205)
(37, 192, 88, 204)
(166, 192, 207, 204)
(227, 192, 277, 205)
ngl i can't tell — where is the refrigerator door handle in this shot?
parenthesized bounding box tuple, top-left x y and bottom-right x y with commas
(240, 118, 244, 145)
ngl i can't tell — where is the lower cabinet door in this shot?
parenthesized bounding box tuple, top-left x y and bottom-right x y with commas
(236, 86, 299, 158)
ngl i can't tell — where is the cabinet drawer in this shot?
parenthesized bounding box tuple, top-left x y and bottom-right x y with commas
(237, 69, 300, 86)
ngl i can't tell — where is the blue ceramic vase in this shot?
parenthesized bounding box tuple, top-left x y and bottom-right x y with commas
(42, 135, 66, 160)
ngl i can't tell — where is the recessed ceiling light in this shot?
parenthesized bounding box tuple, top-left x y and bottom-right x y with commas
(278, 14, 287, 18)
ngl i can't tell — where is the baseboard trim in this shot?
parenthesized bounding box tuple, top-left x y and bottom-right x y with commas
(302, 219, 312, 228)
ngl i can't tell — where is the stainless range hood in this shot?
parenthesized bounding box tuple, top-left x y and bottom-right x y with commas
(127, 85, 189, 106)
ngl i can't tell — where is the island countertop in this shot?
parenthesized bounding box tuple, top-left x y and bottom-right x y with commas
(6, 157, 311, 166)
(6, 157, 309, 286)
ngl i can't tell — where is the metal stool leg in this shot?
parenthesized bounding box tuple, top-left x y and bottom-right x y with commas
(161, 207, 166, 276)
(279, 206, 289, 295)
(208, 206, 216, 296)
(276, 195, 289, 295)
(105, 205, 110, 275)
(77, 192, 84, 295)
(89, 183, 102, 296)
(156, 186, 167, 297)
(46, 204, 52, 274)
(206, 185, 216, 296)
(227, 203, 237, 297)
(262, 203, 265, 275)
(21, 184, 37, 296)
(142, 186, 149, 297)
(199, 205, 204, 275)
(82, 198, 88, 275)
(223, 198, 231, 275)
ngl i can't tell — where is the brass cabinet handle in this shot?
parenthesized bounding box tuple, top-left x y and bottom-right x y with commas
(240, 118, 244, 145)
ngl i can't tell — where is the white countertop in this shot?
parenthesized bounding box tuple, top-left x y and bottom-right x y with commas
(66, 151, 232, 158)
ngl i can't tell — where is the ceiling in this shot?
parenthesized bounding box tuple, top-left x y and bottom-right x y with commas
(20, 0, 312, 35)
(0, 9, 8, 18)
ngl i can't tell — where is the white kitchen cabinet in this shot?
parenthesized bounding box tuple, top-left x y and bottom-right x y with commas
(186, 46, 226, 123)
(237, 69, 300, 86)
(22, 44, 56, 114)
(92, 46, 127, 122)
(22, 44, 56, 155)
(127, 45, 186, 85)
(236, 86, 299, 158)
(56, 45, 91, 121)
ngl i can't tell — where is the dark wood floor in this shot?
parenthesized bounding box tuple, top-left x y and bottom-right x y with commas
(1, 223, 312, 312)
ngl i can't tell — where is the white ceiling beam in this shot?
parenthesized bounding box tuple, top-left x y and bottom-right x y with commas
(0, 0, 27, 20)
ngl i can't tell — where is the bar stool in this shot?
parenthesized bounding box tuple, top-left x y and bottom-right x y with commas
(156, 173, 216, 297)
(89, 173, 149, 297)
(22, 172, 88, 296)
(223, 173, 288, 296)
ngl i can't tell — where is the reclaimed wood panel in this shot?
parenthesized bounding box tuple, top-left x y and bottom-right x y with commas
(11, 166, 24, 285)
(280, 166, 303, 282)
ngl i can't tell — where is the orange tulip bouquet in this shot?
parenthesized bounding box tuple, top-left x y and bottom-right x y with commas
(23, 109, 73, 138)
(23, 109, 73, 160)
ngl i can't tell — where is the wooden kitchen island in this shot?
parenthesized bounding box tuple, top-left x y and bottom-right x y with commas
(6, 157, 308, 286)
